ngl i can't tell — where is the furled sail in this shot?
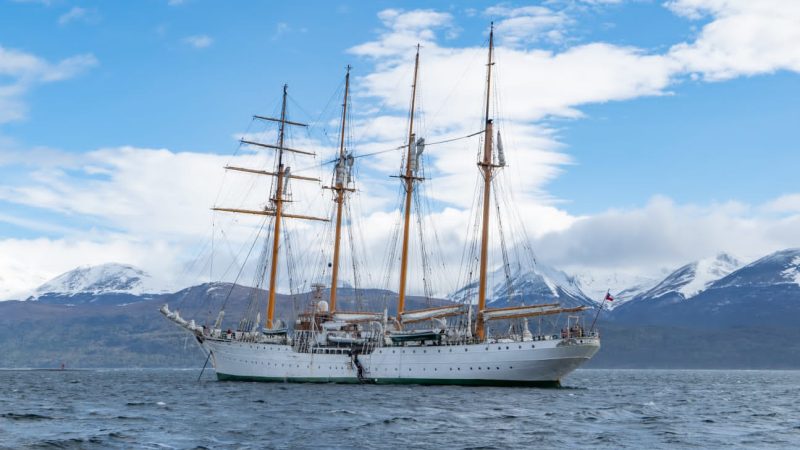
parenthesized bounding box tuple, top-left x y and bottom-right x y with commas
(481, 303, 587, 321)
(401, 304, 465, 323)
(333, 311, 384, 323)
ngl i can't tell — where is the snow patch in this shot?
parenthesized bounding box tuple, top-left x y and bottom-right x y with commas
(639, 252, 743, 302)
(678, 253, 742, 298)
(780, 256, 800, 286)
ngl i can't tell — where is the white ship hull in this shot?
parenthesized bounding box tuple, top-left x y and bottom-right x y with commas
(202, 336, 599, 387)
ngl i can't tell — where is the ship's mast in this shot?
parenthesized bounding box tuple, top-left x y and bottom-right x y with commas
(328, 65, 351, 313)
(265, 84, 289, 329)
(397, 45, 421, 321)
(213, 85, 327, 331)
(476, 24, 495, 340)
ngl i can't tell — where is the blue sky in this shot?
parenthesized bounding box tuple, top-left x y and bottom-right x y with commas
(1, 0, 799, 298)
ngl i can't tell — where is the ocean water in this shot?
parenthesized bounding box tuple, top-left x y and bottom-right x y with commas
(1, 369, 798, 449)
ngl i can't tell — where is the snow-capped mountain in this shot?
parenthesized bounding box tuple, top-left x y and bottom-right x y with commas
(708, 248, 800, 290)
(572, 270, 661, 309)
(629, 252, 743, 304)
(27, 263, 169, 305)
(611, 250, 800, 327)
(449, 263, 596, 309)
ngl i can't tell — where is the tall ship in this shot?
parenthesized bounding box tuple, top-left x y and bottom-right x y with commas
(162, 25, 600, 386)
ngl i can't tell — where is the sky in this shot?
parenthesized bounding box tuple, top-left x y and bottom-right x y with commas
(1, 0, 799, 299)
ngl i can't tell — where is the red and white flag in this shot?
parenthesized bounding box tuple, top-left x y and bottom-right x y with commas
(604, 293, 614, 302)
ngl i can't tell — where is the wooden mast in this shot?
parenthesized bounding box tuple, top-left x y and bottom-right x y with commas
(329, 65, 351, 313)
(265, 84, 290, 329)
(212, 86, 326, 332)
(397, 45, 421, 321)
(476, 24, 495, 340)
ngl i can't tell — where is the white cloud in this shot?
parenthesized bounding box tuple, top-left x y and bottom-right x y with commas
(485, 5, 570, 47)
(58, 7, 101, 26)
(763, 193, 800, 214)
(183, 35, 213, 49)
(350, 9, 456, 58)
(535, 195, 800, 276)
(667, 0, 800, 80)
(0, 45, 97, 123)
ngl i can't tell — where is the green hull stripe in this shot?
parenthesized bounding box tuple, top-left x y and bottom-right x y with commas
(216, 373, 560, 388)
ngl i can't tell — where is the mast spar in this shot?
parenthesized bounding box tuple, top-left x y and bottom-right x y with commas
(476, 23, 496, 340)
(328, 65, 352, 313)
(397, 44, 421, 322)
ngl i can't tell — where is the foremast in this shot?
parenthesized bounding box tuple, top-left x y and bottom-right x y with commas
(213, 85, 327, 331)
(328, 66, 354, 313)
(397, 45, 422, 321)
(476, 24, 496, 341)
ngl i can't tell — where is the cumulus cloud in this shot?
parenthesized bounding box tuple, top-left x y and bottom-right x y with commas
(535, 195, 800, 277)
(763, 193, 800, 214)
(667, 0, 800, 80)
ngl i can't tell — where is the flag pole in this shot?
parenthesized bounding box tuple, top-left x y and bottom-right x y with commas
(590, 290, 608, 332)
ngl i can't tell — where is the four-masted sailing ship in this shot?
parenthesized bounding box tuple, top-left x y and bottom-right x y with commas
(162, 26, 600, 386)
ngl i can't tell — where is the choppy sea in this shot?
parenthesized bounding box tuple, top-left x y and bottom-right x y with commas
(1, 369, 798, 449)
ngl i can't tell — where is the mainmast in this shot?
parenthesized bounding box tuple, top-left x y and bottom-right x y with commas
(328, 65, 353, 313)
(265, 85, 290, 330)
(213, 84, 327, 331)
(397, 45, 421, 321)
(476, 24, 496, 340)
